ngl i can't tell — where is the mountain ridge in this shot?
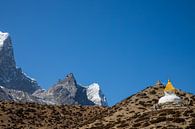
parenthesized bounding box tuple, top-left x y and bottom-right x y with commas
(0, 31, 107, 106)
(0, 32, 41, 94)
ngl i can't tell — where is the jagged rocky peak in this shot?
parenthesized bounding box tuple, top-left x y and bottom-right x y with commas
(46, 73, 94, 105)
(48, 73, 78, 95)
(0, 31, 40, 94)
(44, 73, 108, 106)
(58, 73, 77, 86)
(0, 32, 16, 72)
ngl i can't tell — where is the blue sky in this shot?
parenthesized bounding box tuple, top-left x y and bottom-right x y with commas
(0, 0, 195, 106)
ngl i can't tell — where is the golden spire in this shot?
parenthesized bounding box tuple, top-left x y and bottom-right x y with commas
(164, 80, 176, 92)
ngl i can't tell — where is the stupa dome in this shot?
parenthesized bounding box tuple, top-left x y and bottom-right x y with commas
(158, 80, 181, 104)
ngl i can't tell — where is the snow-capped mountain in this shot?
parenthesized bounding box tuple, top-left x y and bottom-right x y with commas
(0, 31, 41, 94)
(0, 31, 108, 106)
(86, 83, 107, 106)
(33, 73, 108, 106)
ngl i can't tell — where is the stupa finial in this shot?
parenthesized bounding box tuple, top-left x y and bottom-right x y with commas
(164, 80, 175, 93)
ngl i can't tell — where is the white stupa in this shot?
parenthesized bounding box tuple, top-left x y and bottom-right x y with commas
(158, 80, 181, 104)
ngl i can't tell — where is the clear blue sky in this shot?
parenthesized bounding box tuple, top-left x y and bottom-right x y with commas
(1, 0, 195, 106)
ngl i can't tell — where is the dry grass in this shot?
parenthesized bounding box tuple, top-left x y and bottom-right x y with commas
(1, 83, 195, 129)
(81, 83, 195, 129)
(0, 101, 108, 129)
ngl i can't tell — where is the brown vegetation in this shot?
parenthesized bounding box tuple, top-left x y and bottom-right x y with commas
(0, 101, 108, 129)
(1, 82, 195, 129)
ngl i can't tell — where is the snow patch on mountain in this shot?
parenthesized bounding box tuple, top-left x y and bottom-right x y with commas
(0, 32, 9, 50)
(22, 71, 36, 82)
(86, 83, 108, 106)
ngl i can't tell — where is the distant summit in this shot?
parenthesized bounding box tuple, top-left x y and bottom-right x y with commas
(34, 73, 108, 106)
(86, 83, 107, 106)
(0, 31, 40, 93)
(0, 32, 108, 106)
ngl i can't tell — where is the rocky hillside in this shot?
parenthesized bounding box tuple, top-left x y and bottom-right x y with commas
(81, 81, 195, 129)
(0, 81, 194, 129)
(0, 101, 108, 129)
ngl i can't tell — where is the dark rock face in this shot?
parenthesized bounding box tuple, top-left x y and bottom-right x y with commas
(0, 86, 12, 101)
(0, 34, 16, 86)
(0, 32, 40, 94)
(75, 85, 95, 105)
